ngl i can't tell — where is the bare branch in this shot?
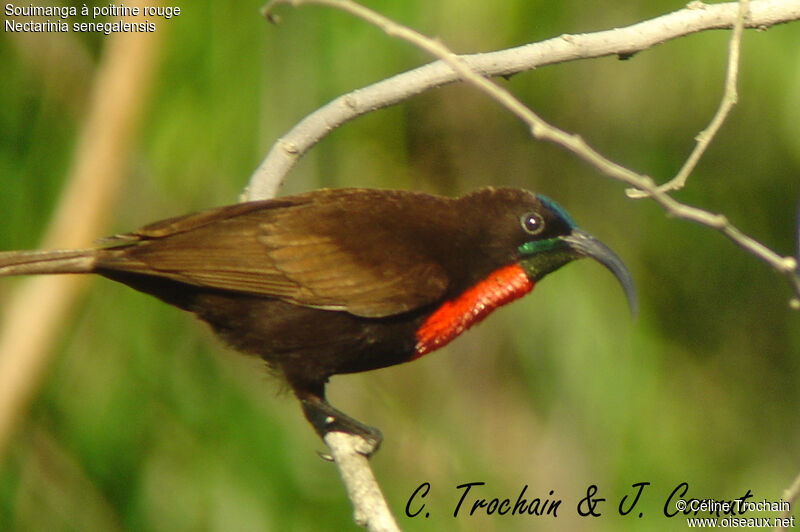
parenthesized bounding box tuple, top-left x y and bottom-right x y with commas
(324, 433, 400, 532)
(249, 0, 800, 200)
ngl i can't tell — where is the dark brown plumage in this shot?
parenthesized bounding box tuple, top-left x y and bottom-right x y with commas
(0, 187, 635, 452)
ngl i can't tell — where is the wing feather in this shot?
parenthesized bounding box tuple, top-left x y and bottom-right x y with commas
(97, 189, 451, 317)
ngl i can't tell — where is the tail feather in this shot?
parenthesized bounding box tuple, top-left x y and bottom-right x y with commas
(0, 249, 98, 276)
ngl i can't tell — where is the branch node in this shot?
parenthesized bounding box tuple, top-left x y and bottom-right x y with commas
(281, 139, 300, 155)
(317, 450, 335, 462)
(625, 187, 647, 199)
(640, 175, 657, 189)
(344, 94, 358, 109)
(570, 132, 586, 148)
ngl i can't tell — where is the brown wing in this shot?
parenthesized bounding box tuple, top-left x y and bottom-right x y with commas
(96, 189, 451, 318)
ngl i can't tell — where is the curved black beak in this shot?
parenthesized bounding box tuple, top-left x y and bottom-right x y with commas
(561, 230, 637, 316)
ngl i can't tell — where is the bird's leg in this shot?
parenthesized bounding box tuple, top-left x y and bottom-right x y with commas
(294, 385, 383, 456)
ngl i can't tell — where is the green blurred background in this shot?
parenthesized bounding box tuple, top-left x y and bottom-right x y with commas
(2, 1, 799, 530)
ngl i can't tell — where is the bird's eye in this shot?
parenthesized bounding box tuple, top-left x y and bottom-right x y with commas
(520, 212, 545, 235)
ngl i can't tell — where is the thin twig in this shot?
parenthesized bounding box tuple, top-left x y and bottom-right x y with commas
(628, 0, 751, 197)
(249, 0, 800, 200)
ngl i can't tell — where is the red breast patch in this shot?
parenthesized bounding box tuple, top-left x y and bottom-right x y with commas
(413, 263, 533, 359)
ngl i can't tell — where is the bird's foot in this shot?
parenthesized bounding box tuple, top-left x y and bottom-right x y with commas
(300, 398, 383, 457)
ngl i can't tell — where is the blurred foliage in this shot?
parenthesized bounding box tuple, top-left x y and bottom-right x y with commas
(1, 0, 800, 530)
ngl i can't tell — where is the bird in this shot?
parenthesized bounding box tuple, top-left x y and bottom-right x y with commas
(0, 187, 635, 453)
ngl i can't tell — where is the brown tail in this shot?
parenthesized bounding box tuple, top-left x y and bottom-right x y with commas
(0, 249, 98, 277)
